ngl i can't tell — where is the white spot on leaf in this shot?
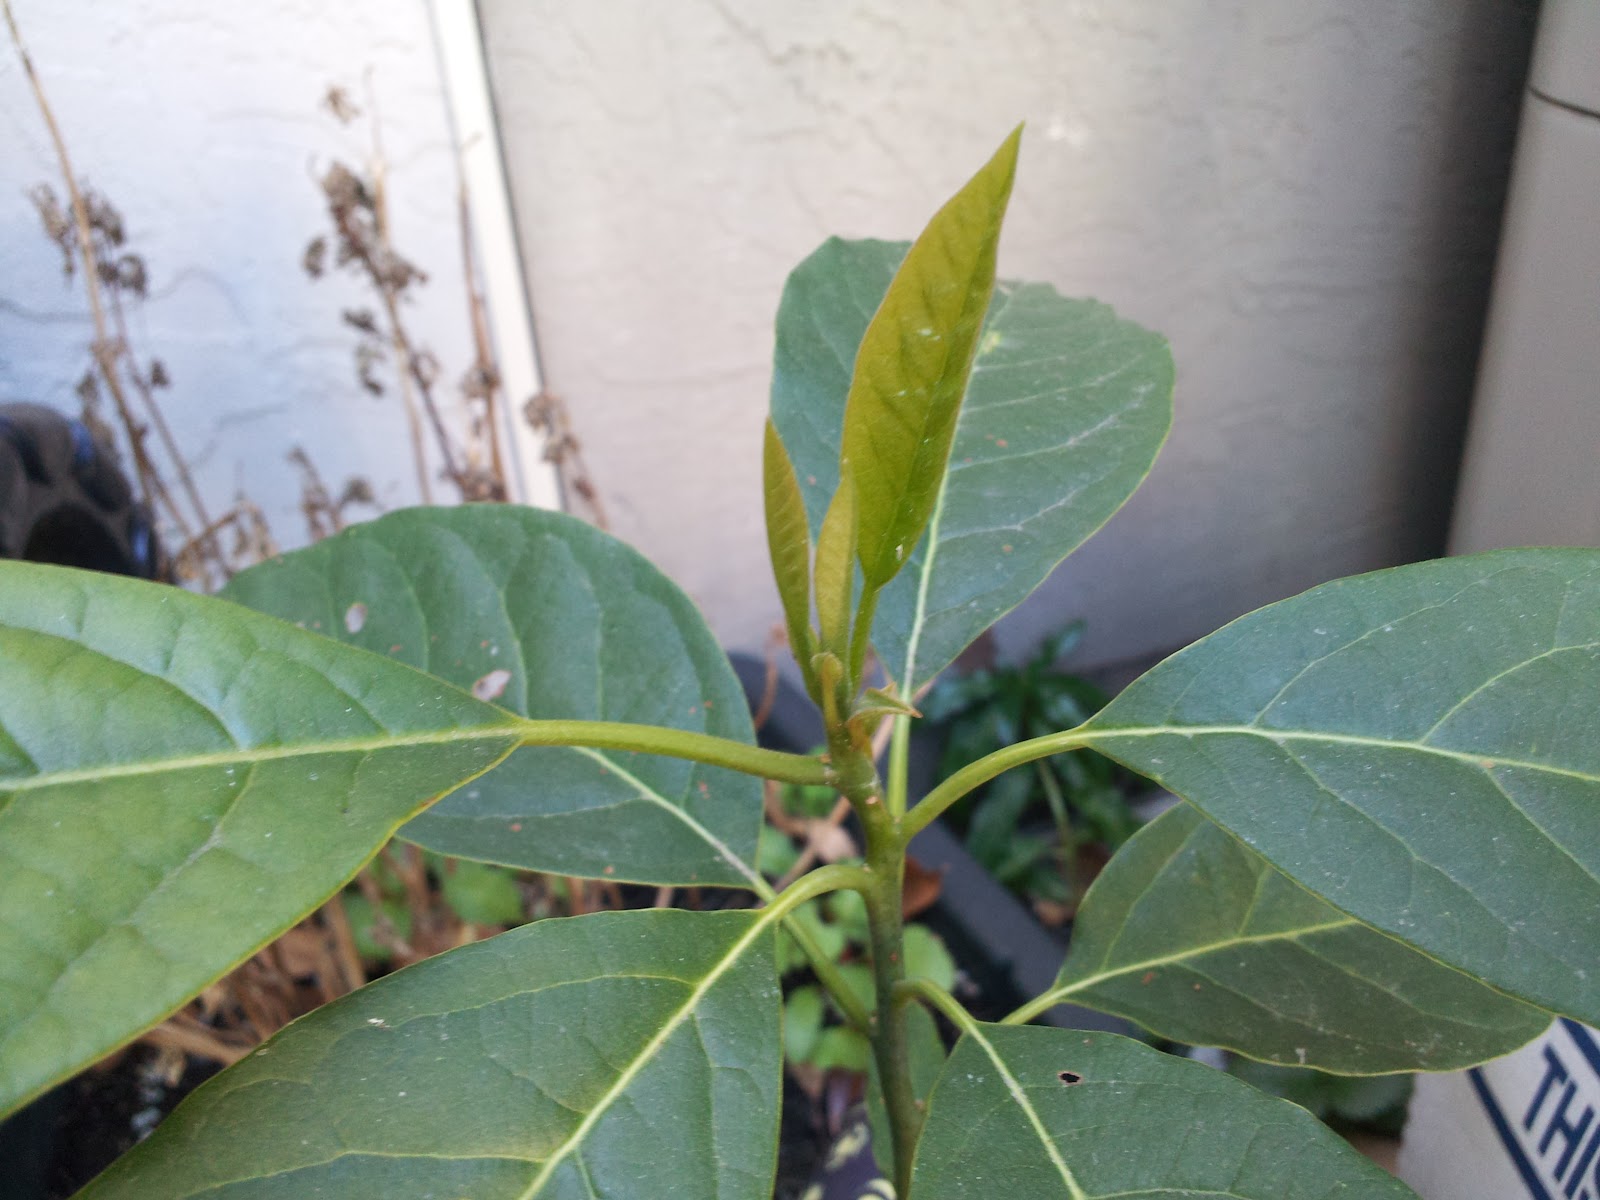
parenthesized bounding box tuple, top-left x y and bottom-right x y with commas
(473, 668, 513, 702)
(344, 602, 367, 633)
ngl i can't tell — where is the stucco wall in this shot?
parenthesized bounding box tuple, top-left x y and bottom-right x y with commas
(0, 0, 479, 551)
(482, 0, 1536, 672)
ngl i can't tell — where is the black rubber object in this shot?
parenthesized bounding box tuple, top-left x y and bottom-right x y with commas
(0, 402, 161, 578)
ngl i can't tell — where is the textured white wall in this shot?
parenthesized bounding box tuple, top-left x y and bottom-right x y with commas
(0, 0, 477, 551)
(482, 0, 1535, 672)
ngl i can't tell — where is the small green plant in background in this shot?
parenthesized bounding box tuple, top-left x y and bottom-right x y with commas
(341, 853, 529, 966)
(924, 621, 1144, 914)
(2, 127, 1596, 1199)
(777, 888, 954, 1078)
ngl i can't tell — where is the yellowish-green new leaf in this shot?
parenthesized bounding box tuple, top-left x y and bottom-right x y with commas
(0, 562, 523, 1119)
(814, 471, 859, 659)
(771, 239, 1172, 694)
(763, 419, 815, 672)
(841, 126, 1021, 589)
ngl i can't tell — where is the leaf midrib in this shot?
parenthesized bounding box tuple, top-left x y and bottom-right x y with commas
(0, 723, 526, 793)
(1084, 723, 1600, 786)
(1054, 914, 1360, 1004)
(961, 1023, 1088, 1200)
(516, 913, 772, 1199)
(896, 283, 1021, 691)
(1088, 722, 1600, 904)
(570, 747, 765, 892)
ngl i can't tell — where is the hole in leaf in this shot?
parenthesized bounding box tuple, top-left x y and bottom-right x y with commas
(1057, 1070, 1082, 1085)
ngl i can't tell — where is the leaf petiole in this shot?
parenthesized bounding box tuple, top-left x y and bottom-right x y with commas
(903, 726, 1094, 838)
(514, 717, 833, 788)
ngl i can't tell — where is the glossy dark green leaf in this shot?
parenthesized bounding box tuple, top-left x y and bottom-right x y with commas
(223, 506, 761, 888)
(1038, 805, 1549, 1072)
(1082, 549, 1600, 1025)
(772, 240, 1172, 693)
(0, 562, 522, 1118)
(763, 419, 815, 670)
(841, 127, 1020, 590)
(912, 1025, 1415, 1198)
(78, 908, 781, 1200)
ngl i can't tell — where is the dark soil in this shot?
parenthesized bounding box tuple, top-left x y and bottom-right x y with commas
(0, 1047, 223, 1200)
(774, 1073, 835, 1200)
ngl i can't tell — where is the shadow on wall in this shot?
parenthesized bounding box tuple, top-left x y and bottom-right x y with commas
(996, 0, 1542, 679)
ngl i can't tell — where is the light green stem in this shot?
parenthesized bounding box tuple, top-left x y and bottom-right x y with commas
(512, 720, 870, 1025)
(848, 582, 882, 689)
(860, 800, 918, 1200)
(904, 727, 1092, 838)
(886, 714, 911, 820)
(897, 975, 981, 1038)
(1002, 982, 1084, 1028)
(515, 718, 832, 787)
(761, 861, 875, 924)
(750, 871, 875, 1032)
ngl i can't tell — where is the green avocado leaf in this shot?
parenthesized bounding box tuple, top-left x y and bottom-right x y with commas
(772, 239, 1171, 694)
(1040, 804, 1550, 1073)
(0, 561, 521, 1119)
(77, 909, 781, 1199)
(912, 1025, 1416, 1198)
(224, 505, 762, 888)
(1083, 549, 1600, 1026)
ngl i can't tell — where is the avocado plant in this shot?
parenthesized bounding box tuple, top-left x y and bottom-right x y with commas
(2, 128, 1595, 1199)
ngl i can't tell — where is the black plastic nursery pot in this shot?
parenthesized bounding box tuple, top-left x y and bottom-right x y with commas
(0, 403, 161, 581)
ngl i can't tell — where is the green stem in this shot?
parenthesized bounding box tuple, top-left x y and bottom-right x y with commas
(515, 718, 832, 787)
(1036, 760, 1072, 850)
(859, 799, 918, 1198)
(749, 870, 875, 1032)
(1001, 983, 1080, 1028)
(1034, 759, 1081, 902)
(897, 975, 981, 1039)
(513, 720, 874, 1026)
(904, 727, 1092, 839)
(886, 714, 911, 820)
(848, 582, 881, 689)
(759, 861, 875, 924)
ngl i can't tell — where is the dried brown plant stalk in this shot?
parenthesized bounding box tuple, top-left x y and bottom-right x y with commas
(4, 1, 217, 577)
(525, 389, 609, 529)
(307, 84, 509, 505)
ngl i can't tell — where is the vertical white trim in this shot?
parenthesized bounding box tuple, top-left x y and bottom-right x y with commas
(427, 0, 561, 509)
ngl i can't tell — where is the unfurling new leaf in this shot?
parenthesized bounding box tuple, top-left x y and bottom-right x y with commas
(813, 469, 859, 662)
(771, 238, 1173, 695)
(840, 125, 1021, 591)
(763, 419, 815, 676)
